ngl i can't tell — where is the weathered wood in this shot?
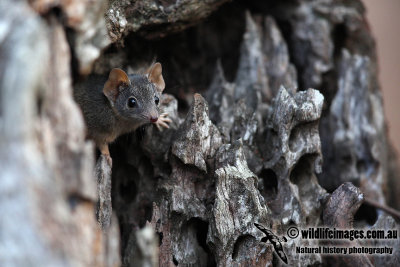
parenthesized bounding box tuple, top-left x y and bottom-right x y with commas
(322, 183, 373, 267)
(1, 0, 399, 266)
(0, 1, 118, 266)
(96, 155, 113, 229)
(106, 0, 230, 41)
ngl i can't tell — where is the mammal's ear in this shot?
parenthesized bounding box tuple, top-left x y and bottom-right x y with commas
(147, 62, 165, 92)
(103, 68, 130, 104)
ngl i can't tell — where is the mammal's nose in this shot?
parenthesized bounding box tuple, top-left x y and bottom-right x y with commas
(150, 116, 158, 123)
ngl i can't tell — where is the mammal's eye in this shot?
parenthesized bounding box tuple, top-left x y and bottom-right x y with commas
(127, 97, 137, 108)
(154, 96, 159, 105)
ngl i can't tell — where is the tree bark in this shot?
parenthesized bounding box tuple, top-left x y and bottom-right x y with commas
(1, 0, 399, 266)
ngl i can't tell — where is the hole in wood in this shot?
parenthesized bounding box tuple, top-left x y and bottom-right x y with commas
(259, 169, 278, 201)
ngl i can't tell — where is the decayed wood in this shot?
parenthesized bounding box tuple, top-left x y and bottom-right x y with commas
(99, 1, 399, 266)
(319, 50, 387, 204)
(322, 183, 373, 267)
(0, 1, 118, 266)
(1, 0, 400, 266)
(322, 183, 400, 267)
(105, 0, 230, 41)
(96, 155, 113, 229)
(368, 215, 400, 266)
(323, 183, 364, 228)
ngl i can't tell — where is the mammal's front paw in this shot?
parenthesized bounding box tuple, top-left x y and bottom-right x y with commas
(102, 154, 112, 166)
(154, 112, 172, 131)
(99, 144, 113, 166)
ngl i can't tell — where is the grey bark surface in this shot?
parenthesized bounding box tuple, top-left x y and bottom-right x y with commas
(1, 0, 399, 267)
(96, 155, 113, 229)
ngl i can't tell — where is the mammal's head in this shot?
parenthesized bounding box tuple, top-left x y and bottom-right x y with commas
(103, 63, 165, 124)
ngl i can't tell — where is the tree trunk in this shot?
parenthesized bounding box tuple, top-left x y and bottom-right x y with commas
(1, 0, 399, 266)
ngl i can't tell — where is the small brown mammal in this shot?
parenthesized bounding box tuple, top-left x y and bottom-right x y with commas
(74, 62, 171, 163)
